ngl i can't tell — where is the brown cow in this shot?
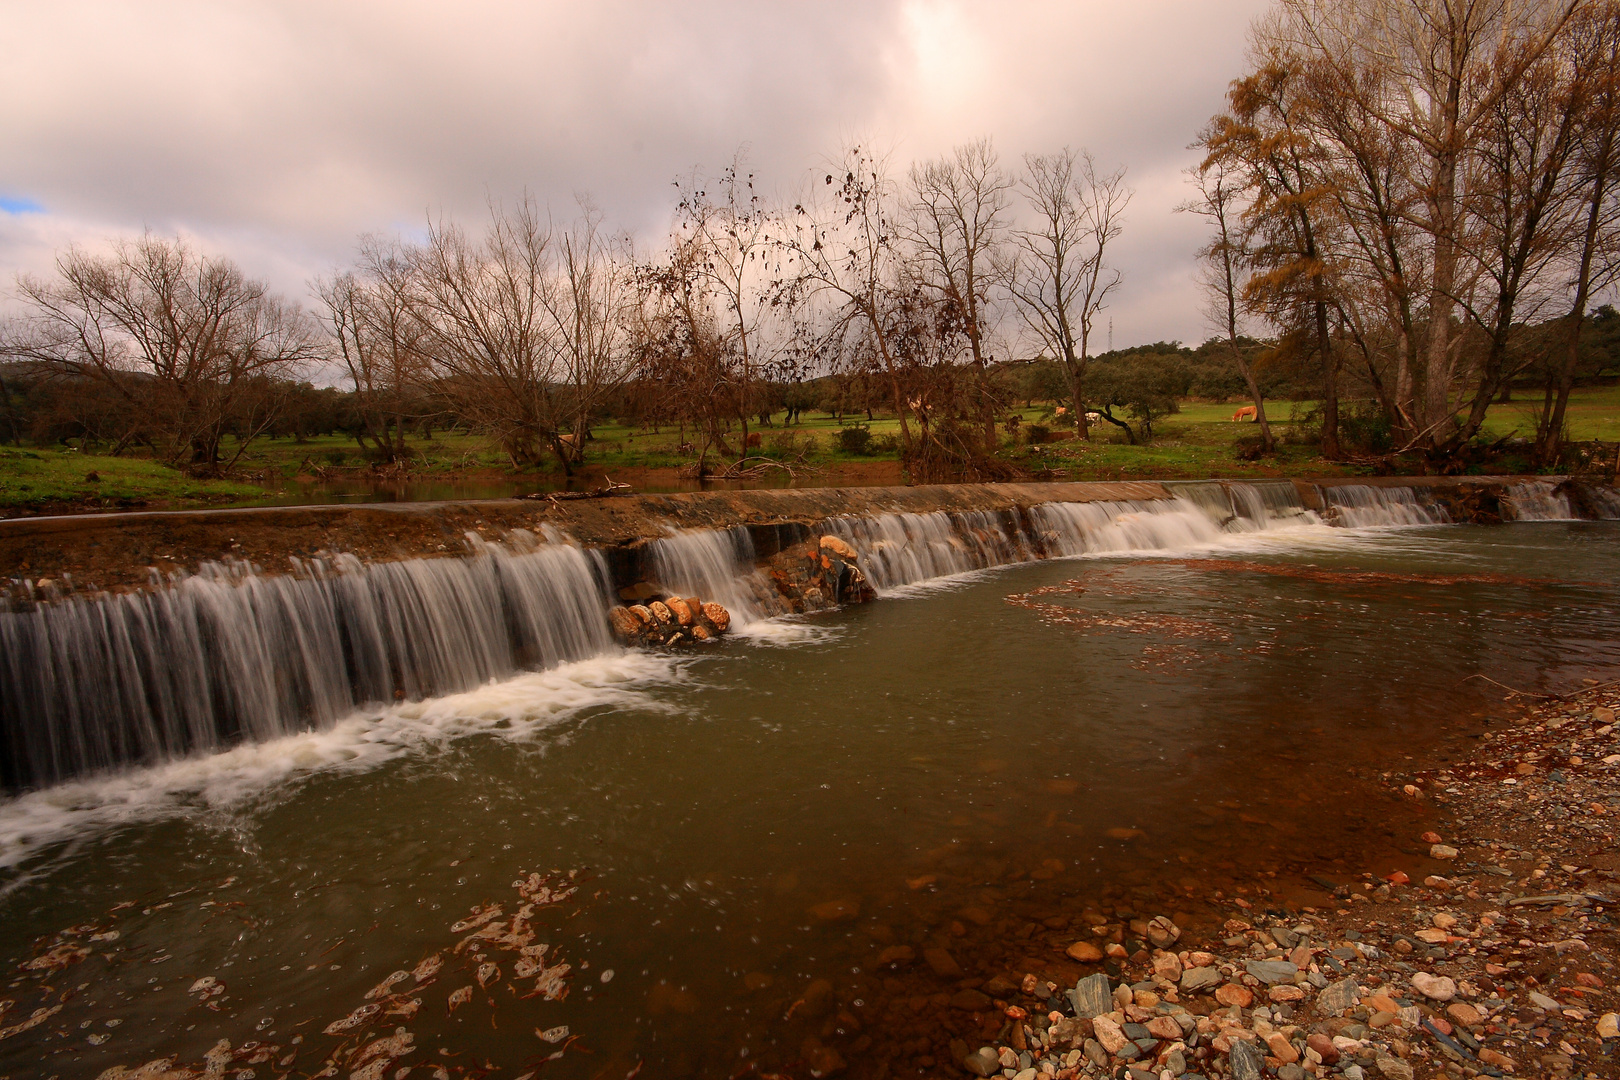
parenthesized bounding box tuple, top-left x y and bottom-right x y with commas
(745, 432, 762, 449)
(1231, 405, 1257, 422)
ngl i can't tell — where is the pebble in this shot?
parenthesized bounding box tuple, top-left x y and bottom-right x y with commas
(1410, 972, 1457, 1002)
(1064, 941, 1103, 963)
(1597, 1012, 1619, 1039)
(1529, 990, 1561, 1011)
(1066, 973, 1112, 1019)
(1445, 1002, 1482, 1027)
(1316, 978, 1359, 1015)
(923, 947, 962, 978)
(1228, 1038, 1263, 1080)
(1244, 959, 1298, 985)
(962, 1046, 999, 1077)
(1375, 1054, 1414, 1080)
(1429, 844, 1459, 859)
(1145, 916, 1180, 948)
(1306, 1032, 1340, 1064)
(1215, 983, 1254, 1008)
(1090, 1016, 1127, 1055)
(1180, 966, 1221, 992)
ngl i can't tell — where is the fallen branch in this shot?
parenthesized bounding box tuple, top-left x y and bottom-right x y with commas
(523, 475, 633, 502)
(1460, 673, 1620, 701)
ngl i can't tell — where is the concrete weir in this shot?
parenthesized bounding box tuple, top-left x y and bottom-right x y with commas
(0, 480, 1174, 590)
(0, 474, 1612, 593)
(1, 474, 1615, 790)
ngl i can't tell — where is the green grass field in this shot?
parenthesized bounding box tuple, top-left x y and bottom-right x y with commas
(0, 446, 263, 512)
(3, 388, 1615, 513)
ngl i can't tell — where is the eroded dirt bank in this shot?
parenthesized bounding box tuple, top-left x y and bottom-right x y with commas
(0, 476, 1594, 593)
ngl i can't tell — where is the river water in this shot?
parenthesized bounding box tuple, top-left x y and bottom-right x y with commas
(1, 497, 1617, 1077)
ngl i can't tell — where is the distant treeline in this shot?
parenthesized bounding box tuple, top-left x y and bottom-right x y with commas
(2, 307, 1613, 464)
(4, 0, 1619, 478)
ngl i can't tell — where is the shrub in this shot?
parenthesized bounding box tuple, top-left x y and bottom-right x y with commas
(1337, 401, 1394, 455)
(870, 433, 900, 455)
(837, 426, 872, 454)
(1025, 424, 1050, 445)
(766, 430, 815, 457)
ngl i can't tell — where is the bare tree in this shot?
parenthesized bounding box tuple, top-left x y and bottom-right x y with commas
(1184, 154, 1276, 452)
(671, 157, 786, 459)
(905, 138, 1013, 452)
(407, 198, 634, 474)
(781, 145, 921, 459)
(407, 197, 570, 470)
(547, 206, 637, 457)
(316, 236, 427, 463)
(1265, 0, 1584, 450)
(1538, 0, 1620, 464)
(1005, 149, 1131, 441)
(4, 233, 317, 472)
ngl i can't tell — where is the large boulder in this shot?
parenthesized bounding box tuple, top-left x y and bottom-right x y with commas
(815, 535, 875, 605)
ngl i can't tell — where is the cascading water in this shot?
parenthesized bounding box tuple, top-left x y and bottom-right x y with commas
(0, 478, 1563, 794)
(1317, 484, 1449, 527)
(0, 529, 613, 791)
(820, 510, 1032, 592)
(1503, 481, 1576, 521)
(1588, 485, 1620, 519)
(644, 526, 790, 625)
(823, 483, 1320, 593)
(1161, 480, 1319, 533)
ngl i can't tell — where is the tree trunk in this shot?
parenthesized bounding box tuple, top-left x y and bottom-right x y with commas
(1315, 300, 1340, 460)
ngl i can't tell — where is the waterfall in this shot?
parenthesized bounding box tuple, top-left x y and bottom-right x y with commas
(1502, 481, 1575, 521)
(643, 526, 791, 625)
(1163, 480, 1319, 533)
(0, 530, 613, 791)
(4, 477, 1552, 794)
(823, 486, 1318, 593)
(820, 510, 1032, 592)
(1588, 484, 1620, 519)
(1318, 485, 1449, 527)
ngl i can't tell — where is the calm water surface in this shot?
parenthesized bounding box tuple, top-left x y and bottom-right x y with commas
(1, 522, 1616, 1077)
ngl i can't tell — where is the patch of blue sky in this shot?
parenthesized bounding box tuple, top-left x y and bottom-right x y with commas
(0, 196, 44, 215)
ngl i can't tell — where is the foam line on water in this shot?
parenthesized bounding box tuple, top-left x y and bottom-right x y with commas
(0, 650, 681, 874)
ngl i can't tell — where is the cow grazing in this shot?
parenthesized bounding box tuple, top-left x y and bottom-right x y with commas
(1231, 405, 1258, 422)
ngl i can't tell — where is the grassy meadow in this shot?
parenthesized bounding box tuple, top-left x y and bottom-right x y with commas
(2, 387, 1616, 514)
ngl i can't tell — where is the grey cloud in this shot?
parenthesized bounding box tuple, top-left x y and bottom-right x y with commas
(0, 0, 1271, 346)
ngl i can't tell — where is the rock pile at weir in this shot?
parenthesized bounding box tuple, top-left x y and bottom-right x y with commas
(605, 533, 878, 647)
(607, 595, 732, 646)
(766, 533, 878, 610)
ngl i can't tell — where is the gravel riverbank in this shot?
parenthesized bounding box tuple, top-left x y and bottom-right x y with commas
(850, 684, 1620, 1080)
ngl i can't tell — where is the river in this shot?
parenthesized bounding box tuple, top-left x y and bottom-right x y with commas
(0, 487, 1616, 1077)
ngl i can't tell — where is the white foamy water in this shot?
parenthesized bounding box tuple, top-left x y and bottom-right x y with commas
(1503, 481, 1576, 521)
(0, 650, 682, 874)
(644, 526, 791, 627)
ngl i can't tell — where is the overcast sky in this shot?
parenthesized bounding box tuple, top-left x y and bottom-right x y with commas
(0, 0, 1272, 351)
